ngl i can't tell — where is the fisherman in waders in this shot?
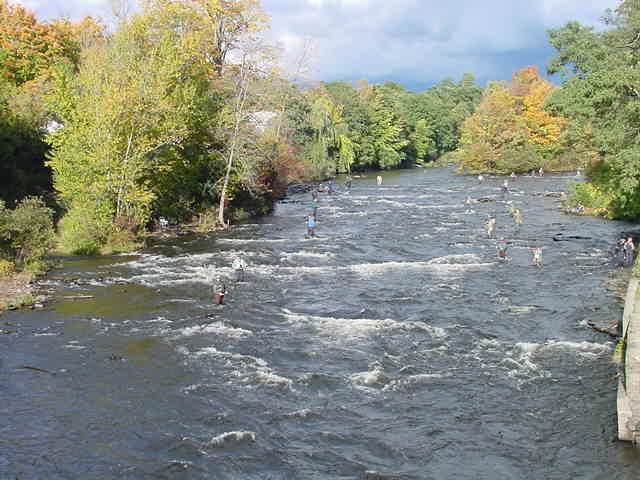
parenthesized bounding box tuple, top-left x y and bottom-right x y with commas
(486, 217, 496, 237)
(532, 247, 543, 267)
(514, 209, 523, 230)
(501, 180, 509, 199)
(623, 236, 636, 267)
(232, 256, 247, 282)
(497, 238, 508, 260)
(213, 280, 227, 304)
(306, 215, 316, 238)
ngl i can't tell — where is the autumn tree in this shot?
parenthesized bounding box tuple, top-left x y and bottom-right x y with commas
(0, 1, 105, 207)
(457, 67, 565, 173)
(0, 0, 81, 85)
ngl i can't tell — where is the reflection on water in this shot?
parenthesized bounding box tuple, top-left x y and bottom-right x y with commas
(2, 168, 640, 479)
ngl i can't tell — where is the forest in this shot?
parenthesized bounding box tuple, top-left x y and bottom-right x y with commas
(1, 0, 640, 272)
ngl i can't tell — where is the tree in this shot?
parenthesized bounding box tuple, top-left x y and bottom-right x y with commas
(0, 0, 81, 85)
(365, 86, 407, 169)
(546, 1, 640, 218)
(47, 0, 217, 249)
(457, 68, 565, 173)
(457, 82, 526, 172)
(217, 39, 256, 227)
(410, 119, 436, 164)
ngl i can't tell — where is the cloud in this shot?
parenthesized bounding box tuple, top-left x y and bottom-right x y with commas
(18, 0, 115, 22)
(13, 0, 620, 90)
(263, 0, 619, 89)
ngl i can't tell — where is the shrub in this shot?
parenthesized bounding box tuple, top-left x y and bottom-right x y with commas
(194, 207, 220, 233)
(0, 197, 55, 267)
(612, 338, 625, 365)
(57, 201, 111, 255)
(567, 180, 612, 216)
(101, 231, 140, 254)
(0, 259, 14, 277)
(542, 152, 582, 172)
(22, 259, 48, 276)
(495, 147, 541, 174)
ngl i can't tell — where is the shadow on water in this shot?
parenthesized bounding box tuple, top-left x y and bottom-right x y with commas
(3, 168, 640, 479)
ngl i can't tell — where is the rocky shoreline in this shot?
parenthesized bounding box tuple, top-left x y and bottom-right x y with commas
(0, 272, 47, 317)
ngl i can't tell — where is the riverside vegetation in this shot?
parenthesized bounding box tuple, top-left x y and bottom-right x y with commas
(2, 0, 640, 304)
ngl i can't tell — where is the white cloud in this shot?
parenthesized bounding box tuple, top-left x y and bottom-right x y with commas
(15, 0, 115, 21)
(264, 0, 620, 89)
(13, 0, 622, 89)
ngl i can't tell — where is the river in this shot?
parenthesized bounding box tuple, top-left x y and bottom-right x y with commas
(2, 167, 640, 479)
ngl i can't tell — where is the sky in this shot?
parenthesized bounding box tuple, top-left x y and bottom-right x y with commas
(16, 0, 620, 91)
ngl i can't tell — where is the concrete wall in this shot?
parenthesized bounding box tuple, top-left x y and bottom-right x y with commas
(618, 278, 640, 442)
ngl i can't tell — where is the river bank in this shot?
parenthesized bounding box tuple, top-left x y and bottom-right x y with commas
(0, 272, 46, 314)
(617, 263, 640, 443)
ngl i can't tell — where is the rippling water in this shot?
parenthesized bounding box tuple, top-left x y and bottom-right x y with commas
(3, 168, 640, 479)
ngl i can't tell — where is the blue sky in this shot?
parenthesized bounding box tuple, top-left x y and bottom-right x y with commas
(17, 0, 619, 91)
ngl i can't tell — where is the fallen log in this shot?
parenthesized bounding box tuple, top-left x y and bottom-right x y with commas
(586, 321, 619, 339)
(17, 365, 55, 375)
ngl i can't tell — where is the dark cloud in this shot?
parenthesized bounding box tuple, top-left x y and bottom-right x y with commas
(263, 0, 619, 90)
(16, 0, 619, 90)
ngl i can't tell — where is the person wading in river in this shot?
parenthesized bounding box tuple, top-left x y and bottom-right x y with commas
(232, 256, 247, 282)
(497, 238, 508, 260)
(486, 217, 496, 237)
(623, 236, 636, 267)
(532, 247, 543, 267)
(514, 209, 523, 229)
(306, 215, 316, 238)
(213, 281, 227, 304)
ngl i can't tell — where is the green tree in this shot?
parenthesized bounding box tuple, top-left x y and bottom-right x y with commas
(47, 0, 217, 250)
(547, 1, 640, 218)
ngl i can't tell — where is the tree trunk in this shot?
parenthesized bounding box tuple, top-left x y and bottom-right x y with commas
(217, 55, 250, 228)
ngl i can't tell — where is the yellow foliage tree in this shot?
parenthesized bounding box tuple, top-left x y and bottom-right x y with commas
(457, 67, 566, 173)
(521, 79, 565, 152)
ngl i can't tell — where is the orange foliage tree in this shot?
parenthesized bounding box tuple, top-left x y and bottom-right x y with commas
(457, 66, 565, 173)
(0, 0, 105, 86)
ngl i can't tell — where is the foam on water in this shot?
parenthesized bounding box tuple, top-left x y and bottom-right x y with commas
(208, 431, 256, 448)
(426, 253, 484, 265)
(382, 373, 449, 392)
(348, 259, 493, 276)
(189, 346, 293, 390)
(216, 238, 289, 244)
(280, 250, 336, 261)
(518, 340, 612, 357)
(282, 309, 445, 341)
(176, 321, 253, 339)
(350, 364, 388, 387)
